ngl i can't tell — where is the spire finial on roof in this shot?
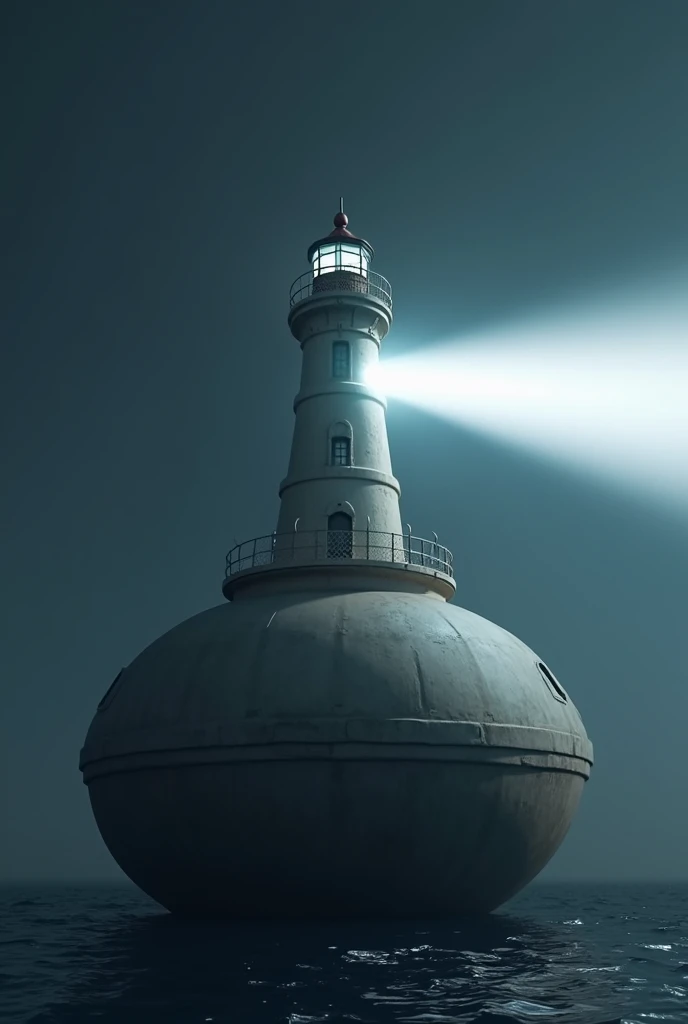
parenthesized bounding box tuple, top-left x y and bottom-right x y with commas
(333, 197, 348, 230)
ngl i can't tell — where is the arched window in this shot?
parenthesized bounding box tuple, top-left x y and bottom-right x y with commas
(327, 511, 353, 558)
(332, 341, 351, 379)
(328, 420, 353, 466)
(331, 436, 351, 466)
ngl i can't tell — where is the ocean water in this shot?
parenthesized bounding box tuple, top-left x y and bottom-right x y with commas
(1, 882, 687, 1023)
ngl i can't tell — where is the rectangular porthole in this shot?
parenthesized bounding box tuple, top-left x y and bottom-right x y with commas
(537, 661, 568, 703)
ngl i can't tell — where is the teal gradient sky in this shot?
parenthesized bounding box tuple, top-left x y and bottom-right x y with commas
(2, 0, 688, 882)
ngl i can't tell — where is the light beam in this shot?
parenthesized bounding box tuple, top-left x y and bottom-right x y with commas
(369, 276, 688, 510)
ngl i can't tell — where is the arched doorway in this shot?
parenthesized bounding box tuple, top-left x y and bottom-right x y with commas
(327, 511, 353, 558)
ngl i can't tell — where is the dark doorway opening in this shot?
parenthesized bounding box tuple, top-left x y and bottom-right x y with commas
(327, 511, 353, 558)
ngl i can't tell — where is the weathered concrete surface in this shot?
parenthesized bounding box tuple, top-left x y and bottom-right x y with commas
(81, 587, 592, 916)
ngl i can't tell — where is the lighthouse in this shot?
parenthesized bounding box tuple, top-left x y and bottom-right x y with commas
(80, 207, 593, 917)
(224, 204, 453, 598)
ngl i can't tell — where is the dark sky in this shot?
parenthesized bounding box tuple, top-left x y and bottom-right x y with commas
(3, 0, 688, 883)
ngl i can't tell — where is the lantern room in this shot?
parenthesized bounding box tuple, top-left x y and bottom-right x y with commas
(307, 204, 374, 280)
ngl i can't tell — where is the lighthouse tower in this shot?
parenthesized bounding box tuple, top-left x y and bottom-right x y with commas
(80, 207, 593, 917)
(277, 204, 402, 542)
(223, 204, 454, 599)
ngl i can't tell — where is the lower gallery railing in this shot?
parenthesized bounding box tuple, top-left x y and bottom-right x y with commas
(225, 529, 454, 579)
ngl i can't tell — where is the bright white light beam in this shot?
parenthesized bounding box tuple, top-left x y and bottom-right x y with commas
(368, 278, 688, 510)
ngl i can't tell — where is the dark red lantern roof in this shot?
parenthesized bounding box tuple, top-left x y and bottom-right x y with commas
(306, 207, 374, 263)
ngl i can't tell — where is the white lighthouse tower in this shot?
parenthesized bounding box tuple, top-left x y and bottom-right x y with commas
(276, 202, 403, 541)
(80, 207, 592, 917)
(224, 203, 454, 599)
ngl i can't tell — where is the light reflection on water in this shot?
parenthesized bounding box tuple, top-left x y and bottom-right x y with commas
(1, 882, 687, 1023)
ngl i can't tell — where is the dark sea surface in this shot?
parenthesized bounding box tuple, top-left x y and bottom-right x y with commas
(1, 882, 687, 1024)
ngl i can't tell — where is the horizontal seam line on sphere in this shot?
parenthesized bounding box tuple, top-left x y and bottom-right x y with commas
(81, 751, 592, 777)
(79, 743, 593, 756)
(80, 738, 593, 756)
(82, 764, 591, 783)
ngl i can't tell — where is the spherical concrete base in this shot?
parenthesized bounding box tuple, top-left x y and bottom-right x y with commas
(80, 586, 592, 917)
(89, 760, 583, 917)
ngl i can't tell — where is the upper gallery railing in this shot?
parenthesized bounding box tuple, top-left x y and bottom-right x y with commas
(289, 269, 393, 309)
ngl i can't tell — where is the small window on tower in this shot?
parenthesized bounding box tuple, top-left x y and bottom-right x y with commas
(332, 342, 351, 379)
(331, 436, 351, 466)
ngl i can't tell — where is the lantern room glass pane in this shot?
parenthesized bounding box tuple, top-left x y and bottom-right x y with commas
(340, 246, 361, 272)
(349, 246, 369, 278)
(312, 242, 369, 278)
(314, 245, 336, 275)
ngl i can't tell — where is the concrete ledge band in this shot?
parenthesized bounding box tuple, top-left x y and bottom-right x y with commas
(223, 558, 455, 594)
(278, 465, 401, 497)
(81, 744, 591, 783)
(81, 718, 594, 781)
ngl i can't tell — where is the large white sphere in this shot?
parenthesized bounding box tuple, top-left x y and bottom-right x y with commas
(80, 586, 592, 916)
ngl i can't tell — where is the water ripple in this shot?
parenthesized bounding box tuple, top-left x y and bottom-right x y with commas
(0, 882, 686, 1023)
